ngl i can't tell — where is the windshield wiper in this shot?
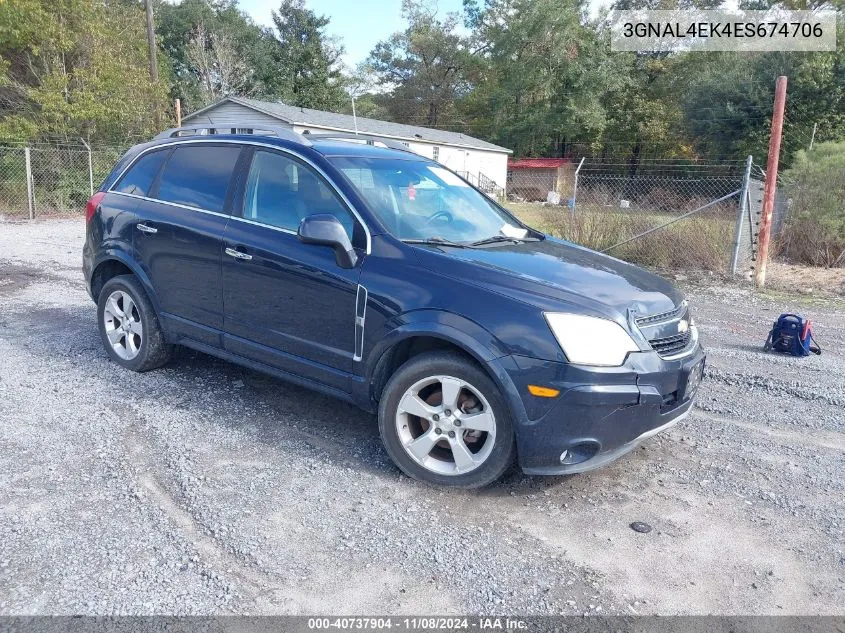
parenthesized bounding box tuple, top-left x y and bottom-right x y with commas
(402, 237, 469, 248)
(469, 234, 540, 247)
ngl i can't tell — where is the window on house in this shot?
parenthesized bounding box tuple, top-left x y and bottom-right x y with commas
(432, 146, 440, 161)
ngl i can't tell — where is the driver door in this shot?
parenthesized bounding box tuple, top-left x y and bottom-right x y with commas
(222, 148, 364, 389)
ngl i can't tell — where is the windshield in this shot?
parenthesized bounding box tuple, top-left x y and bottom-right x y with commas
(330, 157, 529, 244)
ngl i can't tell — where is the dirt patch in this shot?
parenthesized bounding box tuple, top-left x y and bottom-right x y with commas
(764, 261, 845, 297)
(0, 261, 63, 296)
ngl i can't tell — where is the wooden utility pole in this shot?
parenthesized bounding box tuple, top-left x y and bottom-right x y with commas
(754, 75, 787, 289)
(809, 122, 817, 151)
(144, 0, 158, 83)
(175, 98, 182, 127)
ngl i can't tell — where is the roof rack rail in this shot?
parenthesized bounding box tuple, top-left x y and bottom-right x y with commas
(154, 124, 312, 147)
(305, 132, 413, 153)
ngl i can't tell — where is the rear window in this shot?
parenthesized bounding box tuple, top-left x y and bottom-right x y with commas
(113, 150, 168, 197)
(155, 145, 242, 212)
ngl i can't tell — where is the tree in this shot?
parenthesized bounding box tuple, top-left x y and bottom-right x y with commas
(270, 0, 347, 110)
(461, 0, 610, 156)
(368, 0, 471, 127)
(0, 0, 169, 142)
(156, 0, 283, 111)
(338, 63, 388, 119)
(185, 23, 254, 106)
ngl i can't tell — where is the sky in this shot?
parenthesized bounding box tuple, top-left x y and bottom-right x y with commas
(238, 0, 463, 68)
(238, 0, 611, 68)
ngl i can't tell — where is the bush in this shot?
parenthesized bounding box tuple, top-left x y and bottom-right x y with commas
(779, 142, 845, 267)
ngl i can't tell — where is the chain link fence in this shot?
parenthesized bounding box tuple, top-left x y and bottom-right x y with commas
(2, 141, 826, 287)
(0, 143, 129, 220)
(505, 158, 765, 275)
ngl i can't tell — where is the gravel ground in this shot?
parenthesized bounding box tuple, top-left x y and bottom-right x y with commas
(0, 218, 842, 616)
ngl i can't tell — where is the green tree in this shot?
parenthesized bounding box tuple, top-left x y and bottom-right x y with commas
(368, 0, 471, 128)
(156, 0, 283, 110)
(0, 0, 169, 142)
(462, 0, 610, 156)
(270, 0, 347, 110)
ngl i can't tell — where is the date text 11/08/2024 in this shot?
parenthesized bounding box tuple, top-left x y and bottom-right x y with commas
(307, 617, 529, 630)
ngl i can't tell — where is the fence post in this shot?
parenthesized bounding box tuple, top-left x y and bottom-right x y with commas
(730, 155, 753, 275)
(24, 147, 34, 220)
(571, 157, 585, 219)
(81, 138, 94, 197)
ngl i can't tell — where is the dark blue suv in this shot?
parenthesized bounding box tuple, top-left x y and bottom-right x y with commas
(83, 126, 705, 488)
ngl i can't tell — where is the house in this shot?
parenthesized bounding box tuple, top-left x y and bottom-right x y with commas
(182, 96, 512, 193)
(507, 158, 575, 202)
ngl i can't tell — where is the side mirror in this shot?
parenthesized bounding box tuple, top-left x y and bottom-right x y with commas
(297, 214, 359, 269)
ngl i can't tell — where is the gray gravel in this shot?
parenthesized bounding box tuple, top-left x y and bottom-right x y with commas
(0, 218, 843, 615)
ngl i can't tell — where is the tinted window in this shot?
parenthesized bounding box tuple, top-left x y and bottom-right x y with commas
(243, 150, 357, 241)
(114, 150, 168, 196)
(155, 145, 241, 212)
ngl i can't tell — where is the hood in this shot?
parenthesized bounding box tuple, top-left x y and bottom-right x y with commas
(414, 237, 683, 319)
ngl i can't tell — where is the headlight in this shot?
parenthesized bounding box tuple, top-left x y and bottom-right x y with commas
(544, 313, 640, 367)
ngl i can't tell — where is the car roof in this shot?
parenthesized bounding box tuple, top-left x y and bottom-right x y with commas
(307, 138, 427, 160)
(145, 131, 430, 162)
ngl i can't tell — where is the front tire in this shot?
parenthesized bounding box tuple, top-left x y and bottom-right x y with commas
(97, 275, 171, 372)
(378, 351, 515, 488)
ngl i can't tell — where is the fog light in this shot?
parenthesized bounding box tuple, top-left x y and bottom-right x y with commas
(560, 442, 599, 465)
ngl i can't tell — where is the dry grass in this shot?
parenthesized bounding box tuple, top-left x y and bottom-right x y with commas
(506, 203, 735, 271)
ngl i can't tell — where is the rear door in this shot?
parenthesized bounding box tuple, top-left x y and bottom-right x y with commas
(132, 143, 244, 346)
(222, 147, 365, 389)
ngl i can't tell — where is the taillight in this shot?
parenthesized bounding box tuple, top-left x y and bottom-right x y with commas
(85, 191, 106, 223)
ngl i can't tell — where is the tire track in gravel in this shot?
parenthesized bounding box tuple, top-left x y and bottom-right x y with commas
(123, 429, 280, 602)
(693, 410, 845, 452)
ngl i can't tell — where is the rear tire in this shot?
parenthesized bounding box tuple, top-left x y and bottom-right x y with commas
(378, 351, 515, 488)
(97, 275, 171, 372)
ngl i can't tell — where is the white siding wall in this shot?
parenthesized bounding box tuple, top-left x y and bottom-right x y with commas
(185, 102, 509, 190)
(405, 143, 508, 191)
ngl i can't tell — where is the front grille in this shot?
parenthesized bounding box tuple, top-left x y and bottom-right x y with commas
(636, 301, 695, 359)
(648, 330, 692, 357)
(635, 303, 686, 327)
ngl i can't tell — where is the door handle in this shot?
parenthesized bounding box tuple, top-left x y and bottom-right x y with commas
(225, 247, 253, 261)
(136, 223, 158, 234)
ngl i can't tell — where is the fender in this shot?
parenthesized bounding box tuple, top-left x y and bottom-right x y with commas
(88, 249, 163, 317)
(361, 312, 529, 429)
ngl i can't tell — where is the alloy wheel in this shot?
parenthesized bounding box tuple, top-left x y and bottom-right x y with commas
(395, 375, 496, 476)
(102, 290, 143, 360)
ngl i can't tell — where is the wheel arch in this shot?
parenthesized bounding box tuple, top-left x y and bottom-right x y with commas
(89, 252, 162, 316)
(365, 318, 526, 430)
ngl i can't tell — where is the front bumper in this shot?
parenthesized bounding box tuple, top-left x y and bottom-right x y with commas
(499, 344, 706, 475)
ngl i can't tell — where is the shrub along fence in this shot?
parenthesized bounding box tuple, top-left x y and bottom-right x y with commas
(0, 143, 128, 219)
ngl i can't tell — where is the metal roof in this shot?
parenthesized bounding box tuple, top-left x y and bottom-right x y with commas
(183, 96, 512, 154)
(508, 158, 569, 169)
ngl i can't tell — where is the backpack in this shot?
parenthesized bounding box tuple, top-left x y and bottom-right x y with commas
(764, 314, 821, 357)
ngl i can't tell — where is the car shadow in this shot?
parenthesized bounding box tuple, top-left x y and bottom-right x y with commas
(9, 303, 574, 492)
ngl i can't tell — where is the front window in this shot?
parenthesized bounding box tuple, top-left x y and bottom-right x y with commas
(331, 157, 527, 245)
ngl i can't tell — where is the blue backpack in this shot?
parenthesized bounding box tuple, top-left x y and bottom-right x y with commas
(764, 314, 821, 357)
